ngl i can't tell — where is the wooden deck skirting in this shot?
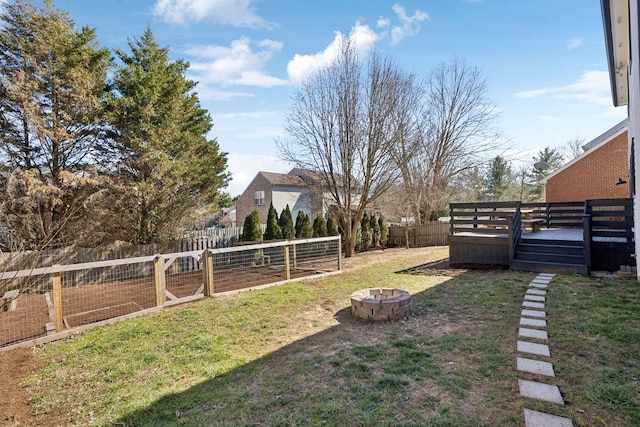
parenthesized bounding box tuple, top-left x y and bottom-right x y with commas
(449, 199, 634, 272)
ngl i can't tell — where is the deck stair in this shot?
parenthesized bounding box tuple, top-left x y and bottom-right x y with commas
(511, 237, 588, 275)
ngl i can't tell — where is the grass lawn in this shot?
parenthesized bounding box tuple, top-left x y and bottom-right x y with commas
(18, 247, 640, 426)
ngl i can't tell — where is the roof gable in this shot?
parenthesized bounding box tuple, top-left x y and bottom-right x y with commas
(540, 121, 627, 184)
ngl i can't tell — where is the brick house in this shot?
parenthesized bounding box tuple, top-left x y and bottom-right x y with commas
(540, 119, 630, 202)
(235, 168, 337, 227)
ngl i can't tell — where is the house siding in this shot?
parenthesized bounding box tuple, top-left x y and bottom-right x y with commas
(236, 174, 273, 227)
(545, 130, 629, 202)
(271, 185, 312, 221)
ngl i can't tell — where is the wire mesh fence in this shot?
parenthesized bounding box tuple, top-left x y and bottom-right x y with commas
(0, 236, 341, 350)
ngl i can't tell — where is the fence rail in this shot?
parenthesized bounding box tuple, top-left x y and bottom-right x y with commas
(0, 236, 341, 350)
(0, 231, 245, 279)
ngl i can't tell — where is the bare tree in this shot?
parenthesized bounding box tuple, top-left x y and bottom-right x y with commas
(563, 137, 585, 161)
(396, 60, 504, 222)
(277, 39, 413, 257)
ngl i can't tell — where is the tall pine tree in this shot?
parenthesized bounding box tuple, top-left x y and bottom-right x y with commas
(0, 0, 111, 247)
(107, 27, 229, 244)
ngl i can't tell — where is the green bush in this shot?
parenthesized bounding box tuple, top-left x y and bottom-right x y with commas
(263, 202, 283, 240)
(326, 212, 339, 236)
(242, 210, 263, 242)
(312, 215, 328, 238)
(279, 205, 295, 239)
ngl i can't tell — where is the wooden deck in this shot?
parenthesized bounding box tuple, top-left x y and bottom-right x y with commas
(521, 228, 582, 242)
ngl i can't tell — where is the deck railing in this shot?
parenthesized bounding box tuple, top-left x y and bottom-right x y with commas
(450, 198, 634, 272)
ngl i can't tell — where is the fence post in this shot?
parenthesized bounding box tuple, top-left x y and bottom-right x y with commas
(338, 236, 342, 271)
(203, 250, 214, 297)
(284, 245, 291, 281)
(52, 265, 64, 333)
(153, 255, 166, 307)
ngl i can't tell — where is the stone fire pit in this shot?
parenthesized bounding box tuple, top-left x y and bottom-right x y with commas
(350, 288, 412, 321)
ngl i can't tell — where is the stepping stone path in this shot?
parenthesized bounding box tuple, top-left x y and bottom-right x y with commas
(517, 273, 573, 427)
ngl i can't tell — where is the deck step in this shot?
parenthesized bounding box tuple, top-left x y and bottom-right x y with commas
(520, 238, 582, 247)
(516, 243, 584, 256)
(514, 251, 585, 264)
(511, 259, 588, 275)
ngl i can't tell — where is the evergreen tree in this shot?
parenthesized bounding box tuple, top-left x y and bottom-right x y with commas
(242, 210, 262, 242)
(360, 212, 372, 250)
(295, 210, 306, 238)
(326, 212, 339, 236)
(107, 27, 229, 244)
(301, 214, 314, 238)
(370, 214, 380, 246)
(279, 205, 295, 239)
(482, 155, 513, 201)
(0, 0, 111, 247)
(263, 202, 283, 240)
(312, 215, 328, 238)
(527, 147, 565, 201)
(378, 215, 388, 247)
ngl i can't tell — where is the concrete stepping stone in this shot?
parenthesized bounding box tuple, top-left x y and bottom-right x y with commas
(522, 301, 545, 309)
(527, 289, 546, 296)
(519, 327, 548, 340)
(525, 295, 545, 302)
(518, 340, 550, 357)
(517, 357, 555, 377)
(520, 317, 547, 328)
(519, 379, 564, 404)
(531, 278, 550, 283)
(524, 409, 572, 427)
(529, 283, 548, 289)
(521, 309, 546, 318)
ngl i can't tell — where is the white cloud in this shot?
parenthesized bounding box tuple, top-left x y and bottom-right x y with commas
(287, 23, 379, 85)
(185, 37, 288, 88)
(191, 85, 255, 101)
(567, 38, 583, 49)
(387, 3, 430, 45)
(152, 0, 275, 28)
(514, 70, 613, 107)
(287, 4, 428, 85)
(226, 153, 293, 196)
(537, 115, 561, 121)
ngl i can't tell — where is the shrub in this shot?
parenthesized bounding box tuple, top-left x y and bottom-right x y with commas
(326, 212, 339, 236)
(242, 210, 263, 242)
(312, 215, 328, 238)
(279, 205, 295, 239)
(263, 202, 283, 240)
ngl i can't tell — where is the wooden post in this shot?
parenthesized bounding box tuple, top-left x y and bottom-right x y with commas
(153, 255, 166, 307)
(583, 214, 592, 275)
(337, 236, 342, 271)
(203, 250, 214, 297)
(52, 266, 63, 333)
(284, 245, 291, 281)
(292, 243, 297, 269)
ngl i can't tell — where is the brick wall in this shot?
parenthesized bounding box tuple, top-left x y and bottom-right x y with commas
(235, 173, 272, 227)
(545, 131, 629, 202)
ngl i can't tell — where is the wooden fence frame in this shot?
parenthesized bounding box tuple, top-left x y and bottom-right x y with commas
(0, 236, 342, 351)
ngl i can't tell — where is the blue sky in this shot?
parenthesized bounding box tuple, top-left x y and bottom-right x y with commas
(46, 0, 626, 196)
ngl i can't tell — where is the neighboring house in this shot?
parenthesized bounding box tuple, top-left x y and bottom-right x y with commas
(540, 119, 630, 202)
(601, 0, 639, 278)
(235, 168, 338, 227)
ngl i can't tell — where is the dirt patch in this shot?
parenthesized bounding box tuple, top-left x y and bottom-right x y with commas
(0, 347, 36, 426)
